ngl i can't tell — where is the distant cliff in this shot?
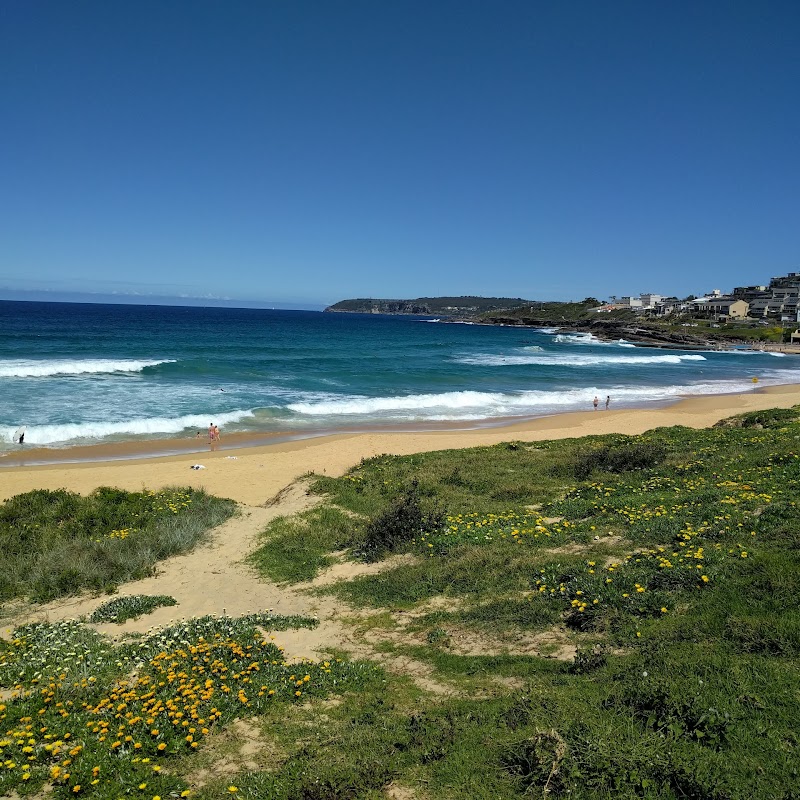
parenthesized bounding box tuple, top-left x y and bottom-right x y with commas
(324, 296, 535, 316)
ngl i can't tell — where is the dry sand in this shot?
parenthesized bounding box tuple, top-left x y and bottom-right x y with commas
(2, 384, 799, 674)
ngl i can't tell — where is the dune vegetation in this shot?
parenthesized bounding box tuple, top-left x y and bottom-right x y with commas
(1, 408, 799, 798)
(250, 406, 800, 799)
(0, 487, 236, 602)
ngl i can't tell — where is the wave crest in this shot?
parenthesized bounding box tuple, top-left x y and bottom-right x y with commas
(0, 358, 176, 378)
(1, 408, 254, 445)
(455, 353, 707, 367)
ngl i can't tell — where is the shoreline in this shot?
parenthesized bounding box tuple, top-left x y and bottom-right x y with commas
(2, 379, 797, 469)
(2, 383, 799, 506)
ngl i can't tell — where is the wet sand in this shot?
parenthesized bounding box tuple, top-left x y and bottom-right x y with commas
(2, 384, 799, 506)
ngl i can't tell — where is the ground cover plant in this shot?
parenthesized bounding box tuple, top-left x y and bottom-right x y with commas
(0, 487, 236, 602)
(246, 409, 800, 797)
(0, 613, 375, 798)
(89, 595, 178, 624)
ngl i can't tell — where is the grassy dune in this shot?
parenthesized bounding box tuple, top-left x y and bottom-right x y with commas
(0, 487, 236, 602)
(250, 407, 800, 798)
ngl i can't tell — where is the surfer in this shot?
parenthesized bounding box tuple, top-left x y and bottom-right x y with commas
(18, 432, 24, 444)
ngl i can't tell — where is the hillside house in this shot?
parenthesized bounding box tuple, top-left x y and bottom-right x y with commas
(692, 298, 749, 319)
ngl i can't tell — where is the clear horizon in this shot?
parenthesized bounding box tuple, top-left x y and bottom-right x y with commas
(2, 1, 798, 305)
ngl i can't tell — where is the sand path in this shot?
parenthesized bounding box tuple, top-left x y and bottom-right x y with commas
(0, 482, 356, 661)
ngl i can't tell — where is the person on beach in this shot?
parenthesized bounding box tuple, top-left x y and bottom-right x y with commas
(605, 395, 610, 410)
(208, 423, 215, 441)
(593, 396, 599, 410)
(213, 424, 220, 440)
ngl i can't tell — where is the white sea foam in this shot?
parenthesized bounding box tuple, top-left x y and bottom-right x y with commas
(287, 378, 765, 421)
(0, 358, 176, 378)
(535, 327, 560, 334)
(553, 332, 601, 345)
(455, 352, 707, 367)
(1, 408, 254, 445)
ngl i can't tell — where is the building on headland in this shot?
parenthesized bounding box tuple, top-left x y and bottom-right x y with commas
(691, 297, 750, 319)
(651, 297, 687, 316)
(732, 285, 768, 301)
(745, 272, 800, 319)
(603, 272, 799, 322)
(605, 293, 662, 310)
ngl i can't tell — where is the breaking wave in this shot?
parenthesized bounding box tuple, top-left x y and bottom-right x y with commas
(1, 408, 254, 445)
(287, 379, 761, 420)
(0, 358, 176, 378)
(455, 352, 707, 367)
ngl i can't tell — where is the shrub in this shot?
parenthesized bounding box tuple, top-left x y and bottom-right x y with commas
(569, 441, 667, 480)
(713, 406, 799, 429)
(359, 480, 444, 562)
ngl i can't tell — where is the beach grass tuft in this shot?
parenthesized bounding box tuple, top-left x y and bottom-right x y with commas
(0, 486, 236, 602)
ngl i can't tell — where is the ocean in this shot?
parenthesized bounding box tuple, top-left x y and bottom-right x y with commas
(1, 300, 798, 453)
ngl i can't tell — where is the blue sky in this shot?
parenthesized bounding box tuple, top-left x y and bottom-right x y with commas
(1, 1, 798, 308)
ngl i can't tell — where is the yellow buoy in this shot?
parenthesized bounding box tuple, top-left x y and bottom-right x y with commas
(752, 377, 759, 383)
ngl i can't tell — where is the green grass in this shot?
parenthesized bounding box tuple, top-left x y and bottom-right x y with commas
(247, 505, 356, 583)
(241, 409, 800, 797)
(0, 486, 236, 602)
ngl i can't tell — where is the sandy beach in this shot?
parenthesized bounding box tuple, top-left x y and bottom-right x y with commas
(3, 384, 799, 506)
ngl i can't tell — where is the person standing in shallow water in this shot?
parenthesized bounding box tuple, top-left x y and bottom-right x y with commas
(606, 395, 611, 410)
(593, 396, 599, 410)
(208, 422, 215, 440)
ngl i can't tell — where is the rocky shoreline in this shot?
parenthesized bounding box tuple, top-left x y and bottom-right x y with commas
(480, 315, 737, 350)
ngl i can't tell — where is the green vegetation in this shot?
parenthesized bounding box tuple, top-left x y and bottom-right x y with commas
(88, 595, 178, 624)
(246, 412, 800, 797)
(0, 487, 236, 602)
(3, 413, 800, 797)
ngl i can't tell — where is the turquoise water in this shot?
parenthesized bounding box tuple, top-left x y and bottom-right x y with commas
(1, 300, 798, 450)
